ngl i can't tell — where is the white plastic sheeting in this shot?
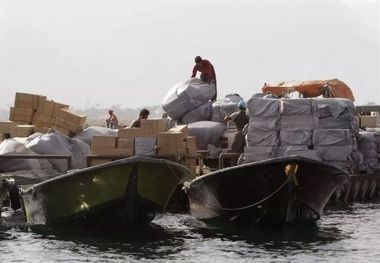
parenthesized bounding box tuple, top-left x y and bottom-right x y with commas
(73, 126, 118, 145)
(162, 78, 216, 120)
(187, 121, 226, 150)
(211, 94, 243, 123)
(180, 101, 212, 124)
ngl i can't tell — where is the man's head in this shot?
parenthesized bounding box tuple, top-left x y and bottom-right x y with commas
(139, 108, 150, 119)
(238, 100, 247, 110)
(195, 56, 202, 64)
(108, 110, 114, 115)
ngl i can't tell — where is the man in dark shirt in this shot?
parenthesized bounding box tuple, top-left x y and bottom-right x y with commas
(224, 100, 249, 153)
(191, 56, 217, 101)
(130, 108, 150, 128)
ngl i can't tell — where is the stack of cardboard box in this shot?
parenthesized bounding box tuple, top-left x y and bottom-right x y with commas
(52, 108, 87, 136)
(0, 92, 87, 141)
(360, 115, 380, 128)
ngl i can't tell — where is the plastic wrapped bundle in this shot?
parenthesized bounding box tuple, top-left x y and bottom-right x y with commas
(162, 78, 216, 120)
(211, 94, 244, 122)
(246, 130, 278, 146)
(277, 145, 321, 161)
(313, 129, 353, 146)
(243, 145, 277, 163)
(247, 96, 280, 117)
(73, 126, 118, 145)
(279, 130, 312, 146)
(357, 132, 379, 173)
(180, 101, 212, 124)
(280, 98, 318, 116)
(187, 121, 226, 150)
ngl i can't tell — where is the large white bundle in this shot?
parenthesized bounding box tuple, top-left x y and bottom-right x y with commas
(211, 94, 243, 122)
(180, 101, 212, 124)
(135, 137, 157, 156)
(73, 126, 118, 145)
(162, 78, 216, 120)
(319, 116, 359, 131)
(316, 98, 356, 120)
(280, 98, 318, 116)
(247, 96, 280, 117)
(248, 116, 280, 131)
(187, 121, 226, 150)
(0, 139, 53, 172)
(313, 129, 352, 146)
(277, 145, 321, 161)
(243, 146, 277, 163)
(279, 130, 312, 146)
(316, 145, 353, 162)
(246, 131, 278, 146)
(280, 115, 318, 131)
(357, 131, 379, 173)
(26, 132, 91, 172)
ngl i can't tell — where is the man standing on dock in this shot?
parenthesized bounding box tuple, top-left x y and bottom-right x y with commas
(191, 56, 217, 101)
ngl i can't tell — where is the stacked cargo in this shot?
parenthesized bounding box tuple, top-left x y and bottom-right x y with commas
(53, 108, 87, 136)
(244, 95, 280, 162)
(1, 92, 86, 141)
(357, 131, 379, 173)
(277, 98, 320, 160)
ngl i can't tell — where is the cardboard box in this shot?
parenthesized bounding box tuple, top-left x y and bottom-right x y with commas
(117, 138, 134, 148)
(9, 107, 34, 123)
(34, 114, 55, 128)
(54, 117, 85, 133)
(185, 136, 198, 155)
(157, 132, 186, 155)
(34, 126, 50, 134)
(141, 119, 167, 134)
(168, 125, 188, 137)
(0, 121, 20, 134)
(118, 128, 155, 139)
(14, 93, 46, 110)
(360, 116, 380, 128)
(92, 136, 118, 148)
(55, 108, 86, 126)
(113, 148, 134, 156)
(9, 125, 35, 138)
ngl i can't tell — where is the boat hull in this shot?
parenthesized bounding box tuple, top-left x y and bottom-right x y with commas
(185, 156, 348, 225)
(21, 156, 193, 230)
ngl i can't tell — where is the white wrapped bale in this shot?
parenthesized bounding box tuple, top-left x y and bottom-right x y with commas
(247, 96, 280, 117)
(180, 101, 212, 124)
(243, 146, 277, 163)
(248, 116, 280, 131)
(280, 115, 318, 131)
(279, 130, 312, 146)
(277, 145, 321, 161)
(280, 98, 318, 116)
(162, 78, 216, 120)
(134, 137, 157, 156)
(187, 121, 226, 150)
(313, 129, 352, 146)
(316, 145, 353, 162)
(73, 126, 118, 145)
(246, 130, 278, 146)
(211, 94, 243, 122)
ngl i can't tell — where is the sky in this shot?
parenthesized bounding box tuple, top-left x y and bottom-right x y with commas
(0, 0, 379, 110)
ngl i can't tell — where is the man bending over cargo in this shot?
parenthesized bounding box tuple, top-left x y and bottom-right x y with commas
(130, 108, 150, 128)
(224, 100, 249, 153)
(191, 56, 217, 101)
(106, 110, 119, 129)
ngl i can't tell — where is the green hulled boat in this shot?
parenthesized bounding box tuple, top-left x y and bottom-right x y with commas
(21, 156, 193, 230)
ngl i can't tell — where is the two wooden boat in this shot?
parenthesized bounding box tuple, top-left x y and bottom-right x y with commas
(184, 156, 348, 225)
(21, 156, 193, 230)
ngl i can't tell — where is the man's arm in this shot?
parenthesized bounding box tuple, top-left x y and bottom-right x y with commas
(191, 65, 197, 78)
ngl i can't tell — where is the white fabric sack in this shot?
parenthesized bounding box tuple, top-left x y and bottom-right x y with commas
(134, 137, 157, 156)
(313, 129, 352, 146)
(280, 98, 317, 116)
(248, 116, 280, 131)
(247, 97, 280, 117)
(279, 130, 312, 146)
(211, 94, 243, 122)
(316, 145, 353, 162)
(187, 121, 226, 150)
(243, 145, 276, 163)
(162, 78, 216, 120)
(181, 101, 212, 124)
(280, 115, 318, 131)
(0, 139, 53, 172)
(73, 126, 118, 145)
(246, 130, 279, 146)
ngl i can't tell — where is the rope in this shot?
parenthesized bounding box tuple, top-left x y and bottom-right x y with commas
(192, 175, 293, 212)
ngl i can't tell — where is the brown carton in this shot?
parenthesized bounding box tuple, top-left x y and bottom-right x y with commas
(56, 108, 86, 126)
(117, 138, 134, 148)
(118, 128, 155, 139)
(168, 125, 188, 137)
(91, 136, 118, 148)
(141, 119, 167, 134)
(185, 136, 198, 155)
(9, 125, 35, 138)
(360, 116, 380, 128)
(14, 92, 46, 110)
(89, 158, 113, 166)
(157, 132, 186, 155)
(0, 121, 20, 134)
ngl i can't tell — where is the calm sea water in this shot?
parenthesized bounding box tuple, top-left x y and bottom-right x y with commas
(1, 203, 380, 263)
